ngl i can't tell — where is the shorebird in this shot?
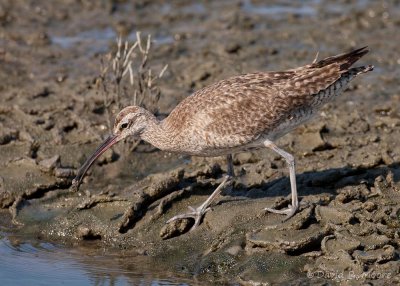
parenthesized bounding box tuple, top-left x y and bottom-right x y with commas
(73, 47, 373, 231)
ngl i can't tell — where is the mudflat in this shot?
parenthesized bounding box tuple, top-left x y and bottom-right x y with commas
(0, 1, 399, 284)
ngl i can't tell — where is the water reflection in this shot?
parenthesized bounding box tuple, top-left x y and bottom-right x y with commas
(241, 0, 318, 17)
(0, 234, 194, 286)
(51, 27, 175, 56)
(52, 27, 117, 50)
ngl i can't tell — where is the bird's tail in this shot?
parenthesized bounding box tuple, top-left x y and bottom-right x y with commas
(313, 46, 371, 71)
(348, 64, 374, 76)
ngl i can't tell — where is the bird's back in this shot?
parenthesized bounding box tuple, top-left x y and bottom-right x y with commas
(163, 47, 373, 155)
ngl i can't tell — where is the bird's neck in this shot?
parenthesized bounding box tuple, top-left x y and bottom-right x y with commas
(140, 115, 177, 152)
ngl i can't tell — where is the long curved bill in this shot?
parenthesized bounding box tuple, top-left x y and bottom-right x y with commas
(72, 134, 119, 190)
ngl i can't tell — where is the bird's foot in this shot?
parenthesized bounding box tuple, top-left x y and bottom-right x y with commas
(167, 205, 211, 231)
(166, 175, 232, 232)
(264, 203, 298, 221)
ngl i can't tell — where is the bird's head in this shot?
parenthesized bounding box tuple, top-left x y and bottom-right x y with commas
(113, 106, 152, 140)
(72, 105, 153, 189)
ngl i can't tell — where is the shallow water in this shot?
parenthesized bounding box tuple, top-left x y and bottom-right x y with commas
(0, 233, 195, 285)
(242, 0, 318, 17)
(51, 27, 175, 55)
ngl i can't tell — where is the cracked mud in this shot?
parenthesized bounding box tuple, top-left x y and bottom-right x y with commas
(1, 0, 400, 284)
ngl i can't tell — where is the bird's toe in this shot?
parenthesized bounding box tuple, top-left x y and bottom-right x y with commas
(264, 203, 299, 221)
(166, 206, 210, 231)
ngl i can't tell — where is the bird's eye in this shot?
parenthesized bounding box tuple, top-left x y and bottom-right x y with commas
(120, 123, 128, 130)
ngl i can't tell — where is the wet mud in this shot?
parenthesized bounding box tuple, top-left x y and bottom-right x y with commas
(1, 0, 400, 284)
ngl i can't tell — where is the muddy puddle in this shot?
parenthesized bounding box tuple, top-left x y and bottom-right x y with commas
(0, 231, 198, 285)
(1, 0, 400, 284)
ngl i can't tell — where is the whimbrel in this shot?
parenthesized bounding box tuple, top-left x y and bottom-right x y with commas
(73, 47, 373, 231)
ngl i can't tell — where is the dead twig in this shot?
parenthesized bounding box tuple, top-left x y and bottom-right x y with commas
(96, 32, 168, 155)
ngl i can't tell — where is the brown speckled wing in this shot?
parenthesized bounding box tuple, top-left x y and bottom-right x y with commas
(164, 47, 370, 149)
(198, 67, 341, 141)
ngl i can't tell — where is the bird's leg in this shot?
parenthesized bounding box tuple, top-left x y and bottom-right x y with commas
(225, 154, 235, 193)
(226, 154, 235, 177)
(167, 175, 232, 231)
(263, 139, 299, 220)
